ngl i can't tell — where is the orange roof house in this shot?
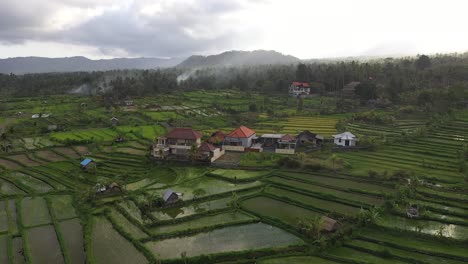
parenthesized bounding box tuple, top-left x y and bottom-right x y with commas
(226, 126, 256, 138)
(224, 126, 256, 148)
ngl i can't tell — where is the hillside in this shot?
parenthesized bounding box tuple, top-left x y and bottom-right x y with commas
(177, 50, 300, 68)
(0, 56, 184, 74)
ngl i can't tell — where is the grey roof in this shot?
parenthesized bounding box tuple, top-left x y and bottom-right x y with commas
(333, 132, 357, 140)
(163, 189, 175, 201)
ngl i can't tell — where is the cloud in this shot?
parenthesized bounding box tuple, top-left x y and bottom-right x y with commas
(0, 0, 261, 57)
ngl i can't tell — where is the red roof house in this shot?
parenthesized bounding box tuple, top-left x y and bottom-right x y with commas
(198, 142, 216, 152)
(165, 128, 202, 140)
(226, 126, 255, 138)
(289, 82, 311, 96)
(225, 126, 256, 148)
(292, 82, 310, 87)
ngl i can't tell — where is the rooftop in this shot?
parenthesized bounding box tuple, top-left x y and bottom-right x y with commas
(80, 158, 93, 166)
(333, 132, 356, 140)
(292, 81, 310, 87)
(165, 128, 202, 140)
(163, 189, 177, 201)
(226, 126, 256, 138)
(261, 133, 284, 139)
(198, 142, 216, 152)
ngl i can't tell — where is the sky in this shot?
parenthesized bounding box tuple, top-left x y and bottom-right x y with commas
(0, 0, 467, 59)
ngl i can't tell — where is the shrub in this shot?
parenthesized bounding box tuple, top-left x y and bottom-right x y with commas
(277, 157, 301, 169)
(368, 170, 379, 178)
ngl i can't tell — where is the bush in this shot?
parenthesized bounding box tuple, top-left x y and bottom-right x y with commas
(277, 157, 301, 169)
(368, 170, 379, 178)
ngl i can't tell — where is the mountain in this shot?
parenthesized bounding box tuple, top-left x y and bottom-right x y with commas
(0, 56, 184, 74)
(177, 50, 300, 68)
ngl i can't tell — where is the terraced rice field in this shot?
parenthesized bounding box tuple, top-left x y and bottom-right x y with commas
(339, 121, 468, 184)
(144, 223, 304, 259)
(257, 116, 338, 136)
(149, 211, 255, 235)
(210, 169, 269, 180)
(1, 95, 467, 263)
(242, 196, 320, 227)
(91, 217, 147, 264)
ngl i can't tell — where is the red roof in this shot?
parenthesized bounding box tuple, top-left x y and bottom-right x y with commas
(227, 126, 255, 138)
(280, 134, 295, 142)
(292, 82, 310, 87)
(165, 128, 202, 140)
(198, 142, 216, 152)
(208, 131, 225, 143)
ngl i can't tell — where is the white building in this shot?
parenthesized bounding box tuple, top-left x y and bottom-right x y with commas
(333, 132, 357, 147)
(289, 82, 311, 97)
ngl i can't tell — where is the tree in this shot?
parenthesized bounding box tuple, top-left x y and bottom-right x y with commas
(295, 63, 308, 82)
(193, 188, 206, 200)
(357, 207, 381, 226)
(297, 96, 304, 111)
(188, 144, 199, 163)
(328, 154, 343, 174)
(297, 216, 324, 240)
(355, 81, 377, 102)
(229, 191, 240, 211)
(415, 55, 431, 70)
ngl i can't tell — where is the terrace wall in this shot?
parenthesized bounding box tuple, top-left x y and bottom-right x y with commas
(210, 149, 225, 162)
(225, 146, 245, 152)
(275, 149, 295, 155)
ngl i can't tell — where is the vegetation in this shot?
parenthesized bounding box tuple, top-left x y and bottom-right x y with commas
(1, 56, 467, 262)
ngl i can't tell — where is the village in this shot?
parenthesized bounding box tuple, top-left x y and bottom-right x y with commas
(1, 82, 467, 264)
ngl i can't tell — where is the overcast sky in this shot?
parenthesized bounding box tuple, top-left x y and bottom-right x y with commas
(1, 0, 467, 59)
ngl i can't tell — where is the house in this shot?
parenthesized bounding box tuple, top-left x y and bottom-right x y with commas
(123, 100, 134, 106)
(94, 182, 122, 194)
(197, 142, 225, 162)
(152, 128, 202, 159)
(110, 117, 119, 126)
(260, 134, 284, 147)
(322, 216, 341, 232)
(276, 134, 297, 154)
(224, 126, 256, 151)
(48, 124, 58, 131)
(333, 132, 357, 147)
(342, 81, 360, 98)
(80, 158, 95, 170)
(289, 82, 311, 97)
(296, 130, 324, 146)
(1, 143, 12, 153)
(163, 189, 180, 205)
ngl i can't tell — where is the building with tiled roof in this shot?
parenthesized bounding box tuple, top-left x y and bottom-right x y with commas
(152, 128, 203, 158)
(224, 126, 257, 150)
(289, 81, 311, 97)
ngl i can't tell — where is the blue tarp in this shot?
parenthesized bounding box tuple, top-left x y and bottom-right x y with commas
(80, 158, 93, 166)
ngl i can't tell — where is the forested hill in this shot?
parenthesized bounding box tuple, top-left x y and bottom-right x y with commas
(177, 50, 300, 68)
(0, 56, 184, 74)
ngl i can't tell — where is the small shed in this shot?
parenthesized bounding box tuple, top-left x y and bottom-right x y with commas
(296, 130, 323, 146)
(110, 117, 119, 126)
(163, 189, 180, 205)
(321, 216, 340, 232)
(80, 158, 95, 170)
(333, 132, 357, 147)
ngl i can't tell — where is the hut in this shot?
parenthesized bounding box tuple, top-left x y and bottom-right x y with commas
(321, 216, 341, 232)
(163, 189, 180, 205)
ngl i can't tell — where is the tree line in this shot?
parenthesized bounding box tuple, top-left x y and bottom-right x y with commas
(0, 53, 467, 108)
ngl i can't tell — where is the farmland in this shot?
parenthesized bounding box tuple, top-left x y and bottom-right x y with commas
(0, 92, 467, 263)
